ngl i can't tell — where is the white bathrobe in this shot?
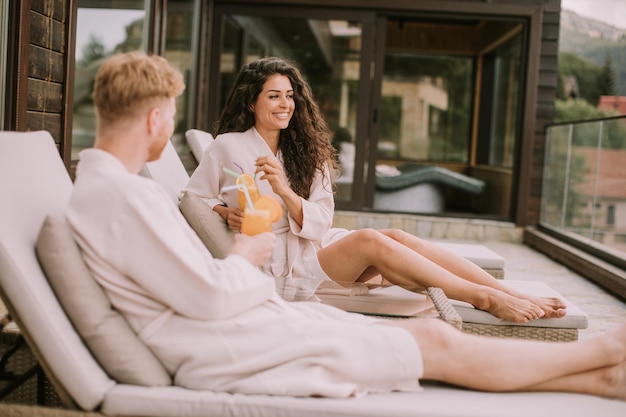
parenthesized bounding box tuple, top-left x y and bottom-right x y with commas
(66, 148, 422, 397)
(186, 127, 352, 301)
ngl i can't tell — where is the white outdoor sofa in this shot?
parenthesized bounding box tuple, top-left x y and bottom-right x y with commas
(0, 130, 625, 417)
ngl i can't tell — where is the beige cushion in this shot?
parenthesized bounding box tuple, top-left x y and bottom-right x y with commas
(35, 215, 172, 387)
(179, 191, 236, 259)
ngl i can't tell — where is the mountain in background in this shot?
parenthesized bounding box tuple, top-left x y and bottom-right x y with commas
(559, 9, 626, 96)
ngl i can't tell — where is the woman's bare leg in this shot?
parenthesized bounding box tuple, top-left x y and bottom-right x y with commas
(384, 319, 626, 398)
(377, 229, 567, 318)
(317, 229, 546, 322)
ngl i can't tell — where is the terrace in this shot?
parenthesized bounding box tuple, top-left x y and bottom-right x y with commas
(1, 0, 626, 414)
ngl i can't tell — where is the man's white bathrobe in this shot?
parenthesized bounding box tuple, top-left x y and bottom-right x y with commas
(66, 149, 423, 397)
(186, 127, 352, 301)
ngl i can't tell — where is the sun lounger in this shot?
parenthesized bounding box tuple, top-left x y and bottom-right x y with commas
(1, 131, 625, 417)
(374, 163, 485, 213)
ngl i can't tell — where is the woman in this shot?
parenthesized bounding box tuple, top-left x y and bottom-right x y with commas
(186, 56, 566, 323)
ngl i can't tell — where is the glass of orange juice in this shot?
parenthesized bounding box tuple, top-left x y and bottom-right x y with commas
(236, 174, 260, 210)
(241, 209, 271, 236)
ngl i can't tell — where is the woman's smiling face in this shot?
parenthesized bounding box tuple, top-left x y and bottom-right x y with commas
(252, 74, 294, 137)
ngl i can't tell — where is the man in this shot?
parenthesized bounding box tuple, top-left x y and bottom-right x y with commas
(66, 51, 626, 400)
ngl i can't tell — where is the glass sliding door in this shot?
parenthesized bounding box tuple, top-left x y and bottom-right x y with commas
(209, 4, 376, 206)
(163, 0, 201, 170)
(207, 5, 528, 220)
(373, 16, 526, 218)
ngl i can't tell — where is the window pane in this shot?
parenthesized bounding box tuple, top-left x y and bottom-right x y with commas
(164, 0, 199, 169)
(541, 117, 626, 258)
(72, 0, 148, 159)
(380, 46, 473, 163)
(373, 18, 475, 215)
(488, 35, 521, 168)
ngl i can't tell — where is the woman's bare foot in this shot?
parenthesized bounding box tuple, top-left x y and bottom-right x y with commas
(507, 291, 567, 319)
(500, 287, 568, 319)
(474, 288, 546, 323)
(525, 296, 567, 318)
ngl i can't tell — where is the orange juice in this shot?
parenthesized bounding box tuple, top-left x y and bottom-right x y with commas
(236, 174, 260, 209)
(241, 209, 271, 236)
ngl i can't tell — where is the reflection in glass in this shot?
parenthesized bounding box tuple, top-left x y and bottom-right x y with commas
(488, 36, 521, 168)
(541, 117, 626, 257)
(72, 1, 148, 159)
(374, 18, 477, 215)
(217, 15, 363, 202)
(379, 54, 472, 163)
(164, 0, 198, 167)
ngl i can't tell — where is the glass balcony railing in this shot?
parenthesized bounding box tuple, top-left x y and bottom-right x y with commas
(540, 116, 626, 266)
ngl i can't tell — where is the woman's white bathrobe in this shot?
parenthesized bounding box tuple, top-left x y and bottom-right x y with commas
(186, 127, 352, 301)
(66, 149, 423, 397)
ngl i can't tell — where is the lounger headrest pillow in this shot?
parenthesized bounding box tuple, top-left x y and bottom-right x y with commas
(35, 215, 172, 386)
(179, 191, 236, 259)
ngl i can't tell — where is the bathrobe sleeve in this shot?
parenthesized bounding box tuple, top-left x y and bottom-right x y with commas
(119, 187, 275, 320)
(289, 164, 335, 242)
(185, 130, 262, 211)
(70, 174, 275, 322)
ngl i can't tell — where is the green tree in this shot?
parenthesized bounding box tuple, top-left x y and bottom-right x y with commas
(598, 54, 618, 97)
(556, 70, 567, 101)
(553, 98, 626, 148)
(558, 52, 603, 104)
(78, 34, 107, 67)
(554, 98, 610, 123)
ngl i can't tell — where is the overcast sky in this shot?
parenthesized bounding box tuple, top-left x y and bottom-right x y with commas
(562, 0, 626, 29)
(75, 9, 144, 61)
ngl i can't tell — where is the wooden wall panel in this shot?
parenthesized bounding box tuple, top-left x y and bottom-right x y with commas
(28, 45, 64, 82)
(27, 78, 63, 112)
(23, 0, 69, 160)
(25, 111, 62, 137)
(30, 10, 66, 52)
(526, 6, 560, 225)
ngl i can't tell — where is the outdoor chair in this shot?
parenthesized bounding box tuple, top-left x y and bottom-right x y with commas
(185, 129, 214, 164)
(374, 163, 485, 214)
(0, 130, 624, 417)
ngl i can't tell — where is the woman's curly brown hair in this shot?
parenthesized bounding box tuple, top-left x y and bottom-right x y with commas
(216, 57, 337, 199)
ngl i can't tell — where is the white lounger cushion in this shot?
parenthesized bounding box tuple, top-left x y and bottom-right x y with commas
(101, 383, 626, 417)
(185, 129, 214, 163)
(0, 131, 115, 409)
(140, 139, 190, 205)
(451, 280, 588, 329)
(434, 241, 505, 270)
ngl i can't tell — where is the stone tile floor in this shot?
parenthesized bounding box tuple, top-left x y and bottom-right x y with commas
(483, 240, 626, 340)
